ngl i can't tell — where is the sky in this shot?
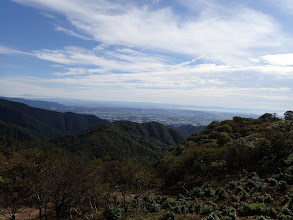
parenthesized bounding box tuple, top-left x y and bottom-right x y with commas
(1, 0, 293, 113)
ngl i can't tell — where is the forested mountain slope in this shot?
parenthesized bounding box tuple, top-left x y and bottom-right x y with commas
(0, 120, 42, 141)
(158, 116, 293, 184)
(169, 124, 206, 135)
(0, 99, 108, 139)
(2, 115, 293, 219)
(52, 120, 186, 164)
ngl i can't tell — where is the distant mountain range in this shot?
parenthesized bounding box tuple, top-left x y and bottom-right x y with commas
(0, 96, 70, 112)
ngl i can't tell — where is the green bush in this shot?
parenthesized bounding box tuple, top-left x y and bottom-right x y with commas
(161, 211, 176, 220)
(103, 207, 122, 220)
(203, 185, 216, 197)
(190, 186, 204, 198)
(278, 214, 293, 220)
(149, 203, 161, 213)
(221, 206, 239, 220)
(254, 216, 273, 220)
(237, 203, 276, 217)
(235, 185, 245, 194)
(254, 193, 274, 204)
(240, 191, 250, 201)
(267, 177, 278, 186)
(170, 199, 189, 214)
(281, 166, 293, 184)
(217, 188, 229, 200)
(246, 178, 263, 191)
(189, 201, 203, 214)
(201, 201, 218, 215)
(227, 181, 238, 190)
(278, 181, 288, 191)
(155, 196, 166, 204)
(231, 195, 240, 203)
(248, 172, 260, 180)
(202, 212, 220, 220)
(162, 198, 176, 209)
(282, 207, 293, 216)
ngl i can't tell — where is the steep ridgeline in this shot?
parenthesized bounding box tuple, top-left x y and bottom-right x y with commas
(52, 120, 186, 164)
(0, 99, 108, 139)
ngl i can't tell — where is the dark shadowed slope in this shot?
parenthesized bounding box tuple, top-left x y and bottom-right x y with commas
(0, 99, 108, 139)
(0, 120, 42, 141)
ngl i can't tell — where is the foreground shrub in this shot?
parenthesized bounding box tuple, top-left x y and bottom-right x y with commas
(161, 211, 176, 220)
(278, 181, 288, 191)
(278, 214, 293, 220)
(254, 216, 273, 220)
(227, 181, 238, 190)
(217, 188, 229, 200)
(246, 178, 263, 191)
(103, 207, 122, 220)
(221, 206, 239, 220)
(202, 212, 220, 220)
(267, 177, 278, 186)
(201, 201, 218, 215)
(237, 203, 276, 217)
(149, 203, 161, 213)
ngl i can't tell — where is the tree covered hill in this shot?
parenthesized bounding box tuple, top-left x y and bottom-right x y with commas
(2, 113, 293, 219)
(158, 116, 293, 185)
(169, 124, 206, 135)
(0, 120, 42, 141)
(0, 99, 108, 139)
(51, 120, 186, 164)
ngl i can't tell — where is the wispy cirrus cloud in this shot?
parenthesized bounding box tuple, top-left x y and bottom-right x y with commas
(0, 45, 29, 55)
(54, 26, 93, 41)
(11, 0, 286, 65)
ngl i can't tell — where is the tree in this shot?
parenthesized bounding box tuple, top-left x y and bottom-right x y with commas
(259, 113, 273, 120)
(102, 160, 157, 213)
(284, 111, 293, 120)
(46, 158, 92, 220)
(0, 152, 31, 220)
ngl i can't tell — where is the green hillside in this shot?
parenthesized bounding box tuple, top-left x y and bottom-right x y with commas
(158, 117, 289, 184)
(2, 111, 293, 219)
(0, 120, 42, 141)
(0, 99, 108, 139)
(169, 124, 206, 135)
(51, 120, 186, 164)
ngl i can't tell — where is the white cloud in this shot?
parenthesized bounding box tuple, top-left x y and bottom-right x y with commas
(55, 26, 93, 41)
(11, 0, 286, 65)
(0, 45, 27, 55)
(262, 54, 293, 66)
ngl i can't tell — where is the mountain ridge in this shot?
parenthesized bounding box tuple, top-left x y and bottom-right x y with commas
(0, 98, 108, 139)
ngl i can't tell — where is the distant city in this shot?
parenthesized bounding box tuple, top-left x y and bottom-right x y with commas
(1, 96, 258, 126)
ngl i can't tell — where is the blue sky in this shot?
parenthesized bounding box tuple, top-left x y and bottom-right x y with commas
(1, 0, 293, 113)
